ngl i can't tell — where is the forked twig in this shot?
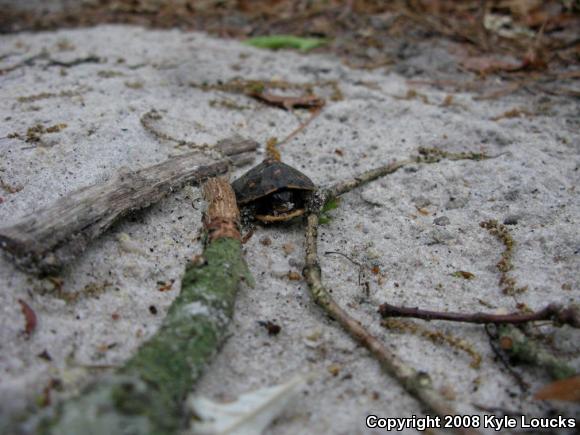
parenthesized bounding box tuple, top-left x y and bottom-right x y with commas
(301, 149, 498, 435)
(303, 210, 479, 435)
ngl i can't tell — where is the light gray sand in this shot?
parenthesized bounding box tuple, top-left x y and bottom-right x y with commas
(0, 25, 578, 434)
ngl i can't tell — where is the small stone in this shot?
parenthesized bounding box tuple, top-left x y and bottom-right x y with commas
(288, 257, 303, 269)
(258, 320, 281, 336)
(426, 228, 453, 245)
(37, 350, 52, 361)
(434, 216, 450, 226)
(445, 196, 469, 210)
(260, 236, 272, 246)
(413, 196, 431, 208)
(503, 215, 519, 225)
(303, 329, 323, 348)
(504, 190, 519, 201)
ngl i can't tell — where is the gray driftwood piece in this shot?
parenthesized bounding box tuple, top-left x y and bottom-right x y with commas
(0, 137, 258, 275)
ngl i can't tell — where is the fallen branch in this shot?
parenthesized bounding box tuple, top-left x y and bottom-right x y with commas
(36, 177, 253, 434)
(0, 137, 257, 275)
(379, 302, 580, 328)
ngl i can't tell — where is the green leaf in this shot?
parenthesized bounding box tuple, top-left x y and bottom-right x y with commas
(322, 198, 340, 213)
(244, 35, 328, 52)
(319, 215, 331, 225)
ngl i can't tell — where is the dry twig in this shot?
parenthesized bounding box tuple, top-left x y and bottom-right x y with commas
(379, 303, 580, 328)
(303, 208, 479, 435)
(301, 149, 498, 434)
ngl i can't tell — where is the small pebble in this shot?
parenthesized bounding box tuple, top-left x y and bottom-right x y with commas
(260, 236, 272, 246)
(503, 216, 519, 225)
(434, 216, 450, 226)
(259, 320, 281, 336)
(288, 257, 303, 269)
(504, 190, 519, 201)
(413, 196, 431, 208)
(446, 196, 469, 210)
(303, 329, 323, 348)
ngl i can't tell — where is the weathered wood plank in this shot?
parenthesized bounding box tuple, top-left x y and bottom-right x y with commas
(0, 137, 258, 275)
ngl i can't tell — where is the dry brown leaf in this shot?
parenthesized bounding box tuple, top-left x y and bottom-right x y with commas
(491, 108, 533, 121)
(18, 299, 37, 337)
(461, 55, 522, 75)
(534, 376, 580, 402)
(251, 91, 325, 111)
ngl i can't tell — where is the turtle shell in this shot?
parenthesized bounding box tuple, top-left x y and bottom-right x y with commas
(232, 158, 316, 205)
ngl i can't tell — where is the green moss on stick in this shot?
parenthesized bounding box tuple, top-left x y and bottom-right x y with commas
(42, 237, 252, 435)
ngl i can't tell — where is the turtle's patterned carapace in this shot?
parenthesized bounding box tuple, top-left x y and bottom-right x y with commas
(232, 158, 316, 223)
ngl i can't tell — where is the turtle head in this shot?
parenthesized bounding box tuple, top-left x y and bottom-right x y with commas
(270, 190, 296, 214)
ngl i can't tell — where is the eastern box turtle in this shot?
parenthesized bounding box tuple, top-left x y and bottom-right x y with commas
(232, 158, 316, 223)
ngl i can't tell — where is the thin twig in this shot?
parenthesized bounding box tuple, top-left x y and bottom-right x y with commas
(303, 206, 480, 435)
(327, 160, 412, 198)
(278, 107, 323, 147)
(325, 147, 497, 199)
(324, 250, 363, 285)
(300, 148, 514, 434)
(378, 302, 580, 328)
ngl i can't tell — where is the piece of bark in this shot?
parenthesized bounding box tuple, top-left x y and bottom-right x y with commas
(36, 177, 253, 435)
(0, 137, 257, 275)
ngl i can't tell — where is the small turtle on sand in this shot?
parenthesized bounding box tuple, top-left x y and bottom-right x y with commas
(232, 158, 316, 224)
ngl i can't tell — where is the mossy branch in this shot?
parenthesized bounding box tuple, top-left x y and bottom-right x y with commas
(37, 177, 252, 435)
(497, 325, 577, 380)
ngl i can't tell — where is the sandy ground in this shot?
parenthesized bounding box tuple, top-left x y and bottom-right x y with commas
(0, 25, 579, 434)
